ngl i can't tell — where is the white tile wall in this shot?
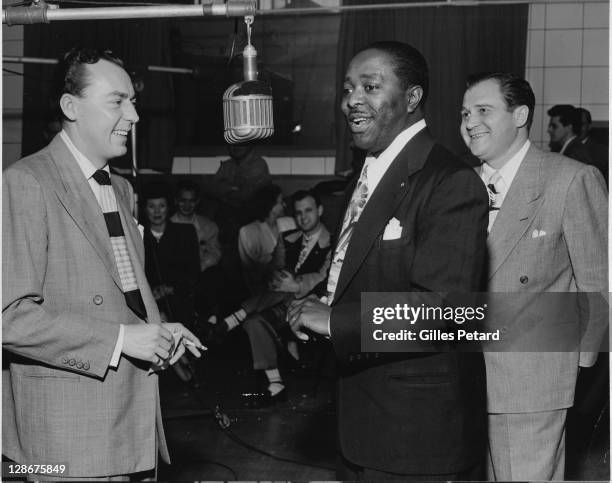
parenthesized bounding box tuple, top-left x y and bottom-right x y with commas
(544, 30, 583, 66)
(542, 67, 582, 104)
(528, 30, 546, 66)
(584, 2, 609, 29)
(526, 1, 609, 148)
(581, 67, 608, 104)
(582, 29, 609, 66)
(545, 3, 583, 29)
(170, 155, 336, 175)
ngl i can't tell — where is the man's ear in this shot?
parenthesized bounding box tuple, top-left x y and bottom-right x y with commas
(513, 105, 529, 128)
(318, 205, 324, 217)
(59, 93, 78, 122)
(405, 86, 423, 113)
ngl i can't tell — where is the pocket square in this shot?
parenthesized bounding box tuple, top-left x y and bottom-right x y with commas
(531, 229, 547, 238)
(383, 217, 403, 240)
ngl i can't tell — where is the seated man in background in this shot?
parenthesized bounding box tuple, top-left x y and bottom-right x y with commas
(210, 190, 331, 400)
(170, 179, 223, 318)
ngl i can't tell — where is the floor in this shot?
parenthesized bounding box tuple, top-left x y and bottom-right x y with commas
(158, 330, 610, 481)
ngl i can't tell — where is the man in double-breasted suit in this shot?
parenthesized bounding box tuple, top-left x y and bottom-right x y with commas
(461, 72, 608, 480)
(2, 48, 203, 479)
(288, 41, 489, 480)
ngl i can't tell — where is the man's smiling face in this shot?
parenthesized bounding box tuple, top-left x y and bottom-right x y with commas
(341, 49, 412, 156)
(461, 78, 522, 166)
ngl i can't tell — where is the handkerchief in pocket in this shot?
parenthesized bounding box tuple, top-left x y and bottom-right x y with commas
(383, 217, 403, 240)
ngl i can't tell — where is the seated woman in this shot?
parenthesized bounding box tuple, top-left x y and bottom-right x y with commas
(142, 182, 200, 381)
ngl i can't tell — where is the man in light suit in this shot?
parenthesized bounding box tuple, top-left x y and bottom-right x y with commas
(461, 72, 608, 480)
(288, 41, 489, 480)
(3, 48, 204, 480)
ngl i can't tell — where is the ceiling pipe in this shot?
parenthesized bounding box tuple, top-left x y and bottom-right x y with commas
(253, 0, 608, 16)
(3, 56, 196, 75)
(3, 0, 255, 25)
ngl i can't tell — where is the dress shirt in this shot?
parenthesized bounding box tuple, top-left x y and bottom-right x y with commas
(478, 139, 531, 194)
(560, 136, 577, 155)
(60, 130, 124, 367)
(325, 119, 426, 337)
(361, 119, 427, 204)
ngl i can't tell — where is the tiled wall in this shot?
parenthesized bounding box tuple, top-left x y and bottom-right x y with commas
(2, 2, 24, 169)
(172, 155, 336, 175)
(526, 1, 609, 150)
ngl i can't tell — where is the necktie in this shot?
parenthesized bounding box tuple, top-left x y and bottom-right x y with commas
(486, 170, 504, 233)
(294, 233, 314, 273)
(92, 170, 147, 319)
(326, 164, 369, 303)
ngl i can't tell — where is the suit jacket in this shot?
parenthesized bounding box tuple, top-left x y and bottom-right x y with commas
(563, 136, 594, 166)
(2, 135, 169, 477)
(329, 128, 489, 475)
(276, 225, 332, 298)
(485, 144, 608, 413)
(582, 137, 609, 184)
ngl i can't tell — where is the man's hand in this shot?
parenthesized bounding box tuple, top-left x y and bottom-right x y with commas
(287, 295, 331, 341)
(122, 324, 176, 366)
(162, 322, 206, 365)
(270, 270, 299, 293)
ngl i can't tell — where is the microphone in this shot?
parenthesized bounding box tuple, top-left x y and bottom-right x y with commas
(222, 24, 274, 144)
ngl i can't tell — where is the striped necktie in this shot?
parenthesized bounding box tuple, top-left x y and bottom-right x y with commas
(326, 164, 369, 304)
(486, 170, 504, 233)
(92, 170, 147, 319)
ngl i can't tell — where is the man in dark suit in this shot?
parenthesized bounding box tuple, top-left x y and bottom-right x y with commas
(547, 104, 593, 165)
(3, 48, 204, 479)
(288, 41, 489, 480)
(576, 107, 608, 183)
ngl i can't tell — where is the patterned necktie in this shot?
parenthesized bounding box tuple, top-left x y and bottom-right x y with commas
(326, 164, 369, 304)
(92, 170, 147, 319)
(486, 170, 504, 233)
(294, 232, 315, 273)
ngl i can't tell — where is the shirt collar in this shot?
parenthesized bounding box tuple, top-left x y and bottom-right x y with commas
(362, 119, 426, 193)
(481, 139, 530, 189)
(60, 129, 109, 181)
(560, 135, 576, 154)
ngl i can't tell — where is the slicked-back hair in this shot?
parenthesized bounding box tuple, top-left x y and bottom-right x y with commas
(360, 41, 429, 109)
(547, 104, 580, 135)
(467, 72, 536, 130)
(53, 47, 124, 121)
(251, 184, 282, 222)
(292, 189, 321, 209)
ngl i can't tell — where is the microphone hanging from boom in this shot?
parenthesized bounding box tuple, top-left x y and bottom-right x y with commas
(222, 16, 274, 144)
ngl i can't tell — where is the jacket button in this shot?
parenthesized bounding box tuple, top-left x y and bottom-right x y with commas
(93, 295, 103, 305)
(69, 359, 76, 366)
(61, 357, 69, 364)
(76, 361, 83, 369)
(83, 362, 90, 371)
(520, 276, 529, 284)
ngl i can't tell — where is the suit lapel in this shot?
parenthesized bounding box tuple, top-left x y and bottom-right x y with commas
(333, 128, 434, 302)
(48, 136, 123, 290)
(488, 145, 544, 278)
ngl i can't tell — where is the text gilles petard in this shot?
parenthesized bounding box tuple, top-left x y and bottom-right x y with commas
(370, 303, 500, 342)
